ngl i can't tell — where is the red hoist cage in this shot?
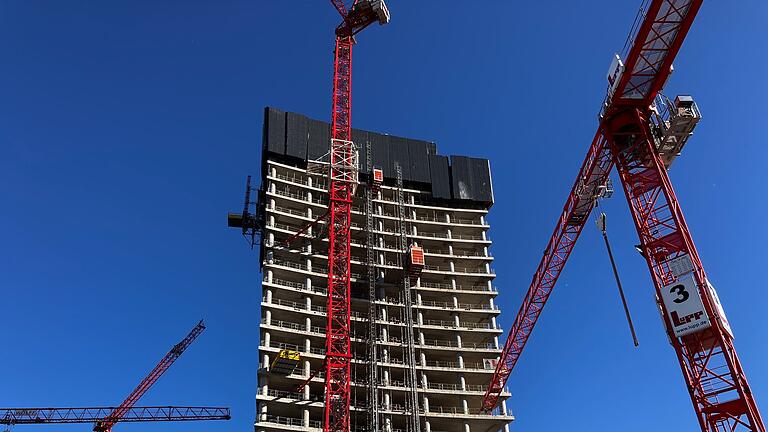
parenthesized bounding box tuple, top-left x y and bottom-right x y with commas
(481, 1, 766, 431)
(324, 2, 389, 432)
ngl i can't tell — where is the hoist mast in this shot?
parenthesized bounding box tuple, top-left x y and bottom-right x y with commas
(482, 1, 765, 431)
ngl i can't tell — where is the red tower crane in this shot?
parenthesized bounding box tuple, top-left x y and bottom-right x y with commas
(482, 1, 765, 431)
(323, 2, 389, 432)
(1, 321, 229, 431)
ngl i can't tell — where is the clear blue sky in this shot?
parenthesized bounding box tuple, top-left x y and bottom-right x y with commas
(1, 1, 766, 431)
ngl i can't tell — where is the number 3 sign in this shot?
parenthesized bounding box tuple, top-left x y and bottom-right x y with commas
(661, 275, 712, 338)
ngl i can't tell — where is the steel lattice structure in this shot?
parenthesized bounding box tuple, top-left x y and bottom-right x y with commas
(324, 2, 389, 432)
(0, 407, 230, 425)
(482, 1, 766, 431)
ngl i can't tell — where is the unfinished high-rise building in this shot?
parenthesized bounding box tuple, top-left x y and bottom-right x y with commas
(252, 107, 514, 432)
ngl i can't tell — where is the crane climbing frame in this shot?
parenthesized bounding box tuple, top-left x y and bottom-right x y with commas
(482, 1, 765, 431)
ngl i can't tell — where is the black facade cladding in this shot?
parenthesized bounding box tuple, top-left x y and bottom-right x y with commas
(263, 107, 493, 205)
(450, 156, 474, 200)
(265, 108, 286, 155)
(427, 154, 451, 199)
(408, 139, 431, 184)
(470, 158, 494, 203)
(285, 112, 308, 159)
(388, 135, 412, 180)
(307, 119, 329, 160)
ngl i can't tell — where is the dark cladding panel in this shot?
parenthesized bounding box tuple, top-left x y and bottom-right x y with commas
(265, 107, 286, 155)
(307, 119, 330, 160)
(285, 112, 309, 159)
(352, 128, 370, 174)
(389, 135, 411, 180)
(428, 155, 451, 199)
(408, 139, 431, 184)
(369, 132, 391, 177)
(470, 157, 494, 203)
(450, 156, 474, 200)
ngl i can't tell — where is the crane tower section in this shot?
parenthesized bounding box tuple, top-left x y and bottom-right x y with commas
(483, 1, 766, 431)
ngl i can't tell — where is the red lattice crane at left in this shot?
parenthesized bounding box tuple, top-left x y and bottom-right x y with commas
(1, 320, 231, 431)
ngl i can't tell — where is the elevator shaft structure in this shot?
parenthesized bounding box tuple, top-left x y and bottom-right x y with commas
(482, 1, 765, 430)
(324, 2, 389, 432)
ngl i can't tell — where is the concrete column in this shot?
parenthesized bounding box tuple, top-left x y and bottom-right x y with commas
(419, 331, 425, 345)
(303, 380, 310, 400)
(453, 313, 460, 327)
(306, 257, 312, 272)
(420, 352, 426, 366)
(489, 297, 495, 309)
(448, 244, 454, 255)
(445, 213, 451, 224)
(416, 293, 422, 305)
(265, 289, 273, 303)
(381, 327, 388, 342)
(480, 214, 485, 225)
(463, 421, 471, 432)
(501, 399, 509, 415)
(305, 296, 311, 310)
(263, 331, 271, 347)
(491, 316, 497, 329)
(303, 409, 310, 427)
(416, 276, 421, 287)
(262, 353, 270, 370)
(269, 181, 275, 193)
(494, 336, 500, 349)
(457, 353, 464, 369)
(306, 277, 311, 291)
(421, 373, 428, 389)
(483, 246, 489, 257)
(270, 166, 277, 177)
(307, 207, 313, 220)
(423, 395, 430, 412)
(259, 403, 268, 422)
(383, 369, 390, 386)
(384, 417, 392, 432)
(267, 232, 274, 247)
(481, 229, 487, 241)
(261, 376, 269, 395)
(306, 191, 312, 204)
(461, 398, 469, 414)
(305, 317, 311, 332)
(303, 360, 311, 377)
(452, 296, 459, 308)
(383, 393, 391, 410)
(265, 310, 272, 325)
(455, 333, 462, 348)
(307, 176, 313, 188)
(446, 228, 452, 239)
(268, 214, 275, 227)
(459, 373, 466, 391)
(417, 311, 424, 326)
(304, 338, 311, 353)
(382, 348, 389, 363)
(425, 420, 432, 432)
(412, 225, 418, 236)
(269, 198, 275, 209)
(451, 277, 457, 290)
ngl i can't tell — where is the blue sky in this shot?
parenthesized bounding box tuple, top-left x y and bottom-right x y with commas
(1, 1, 767, 431)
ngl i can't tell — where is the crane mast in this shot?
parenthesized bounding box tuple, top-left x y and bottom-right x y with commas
(324, 2, 389, 432)
(483, 1, 765, 430)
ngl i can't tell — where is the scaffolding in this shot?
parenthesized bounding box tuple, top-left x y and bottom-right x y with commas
(365, 141, 381, 432)
(395, 164, 421, 432)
